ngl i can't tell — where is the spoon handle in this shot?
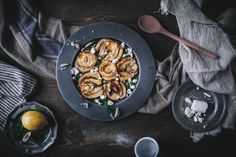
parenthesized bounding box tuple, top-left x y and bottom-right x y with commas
(161, 30, 218, 59)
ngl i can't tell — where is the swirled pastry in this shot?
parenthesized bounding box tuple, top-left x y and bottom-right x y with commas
(103, 80, 126, 101)
(75, 50, 97, 72)
(117, 57, 138, 81)
(79, 72, 103, 99)
(99, 61, 117, 80)
(96, 39, 123, 61)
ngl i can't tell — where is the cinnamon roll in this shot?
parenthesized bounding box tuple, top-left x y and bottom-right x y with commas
(99, 61, 117, 80)
(75, 50, 97, 73)
(117, 57, 138, 81)
(103, 80, 126, 101)
(79, 72, 103, 99)
(96, 39, 123, 61)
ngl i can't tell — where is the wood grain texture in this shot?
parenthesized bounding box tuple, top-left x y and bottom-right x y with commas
(0, 0, 236, 156)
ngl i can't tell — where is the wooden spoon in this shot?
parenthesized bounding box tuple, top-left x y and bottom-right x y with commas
(138, 15, 218, 59)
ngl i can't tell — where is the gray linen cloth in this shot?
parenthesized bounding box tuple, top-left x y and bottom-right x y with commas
(160, 0, 236, 94)
(0, 0, 80, 79)
(160, 0, 236, 142)
(139, 43, 185, 113)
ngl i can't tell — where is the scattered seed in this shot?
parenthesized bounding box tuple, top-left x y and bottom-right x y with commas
(113, 107, 120, 119)
(59, 63, 70, 70)
(203, 92, 211, 98)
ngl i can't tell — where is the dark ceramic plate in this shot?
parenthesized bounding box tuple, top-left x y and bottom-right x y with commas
(6, 102, 58, 154)
(172, 80, 227, 132)
(56, 22, 156, 121)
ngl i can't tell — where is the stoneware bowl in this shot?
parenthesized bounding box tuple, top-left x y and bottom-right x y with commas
(56, 22, 156, 121)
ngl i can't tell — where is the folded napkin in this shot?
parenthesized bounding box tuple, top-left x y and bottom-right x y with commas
(160, 0, 236, 142)
(0, 60, 37, 131)
(0, 0, 80, 78)
(139, 44, 187, 113)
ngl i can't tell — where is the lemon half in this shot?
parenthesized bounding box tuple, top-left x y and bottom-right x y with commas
(21, 111, 48, 131)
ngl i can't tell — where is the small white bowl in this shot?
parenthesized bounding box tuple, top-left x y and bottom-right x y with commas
(134, 137, 159, 157)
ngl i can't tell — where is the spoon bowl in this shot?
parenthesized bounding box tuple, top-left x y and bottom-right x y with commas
(138, 15, 164, 33)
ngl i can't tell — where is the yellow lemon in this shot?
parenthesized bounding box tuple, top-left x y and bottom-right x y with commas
(21, 111, 48, 131)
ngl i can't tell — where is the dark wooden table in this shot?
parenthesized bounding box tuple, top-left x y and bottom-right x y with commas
(0, 0, 236, 157)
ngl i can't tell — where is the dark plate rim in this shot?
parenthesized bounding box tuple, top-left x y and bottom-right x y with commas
(56, 22, 156, 121)
(6, 102, 58, 155)
(172, 80, 227, 132)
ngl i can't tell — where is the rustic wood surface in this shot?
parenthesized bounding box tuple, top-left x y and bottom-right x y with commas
(0, 0, 236, 157)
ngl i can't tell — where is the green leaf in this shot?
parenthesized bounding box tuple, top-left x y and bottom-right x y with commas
(103, 98, 113, 114)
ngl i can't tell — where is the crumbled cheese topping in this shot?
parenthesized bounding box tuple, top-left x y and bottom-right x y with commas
(108, 100, 114, 106)
(130, 85, 135, 89)
(81, 102, 89, 108)
(128, 78, 132, 82)
(191, 100, 208, 113)
(132, 79, 138, 83)
(90, 67, 98, 73)
(122, 54, 128, 57)
(185, 97, 192, 104)
(127, 89, 132, 95)
(127, 48, 132, 53)
(184, 107, 194, 118)
(70, 67, 80, 75)
(90, 47, 96, 54)
(100, 95, 106, 100)
(121, 42, 125, 48)
(184, 99, 208, 124)
(70, 41, 80, 49)
(95, 99, 99, 103)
